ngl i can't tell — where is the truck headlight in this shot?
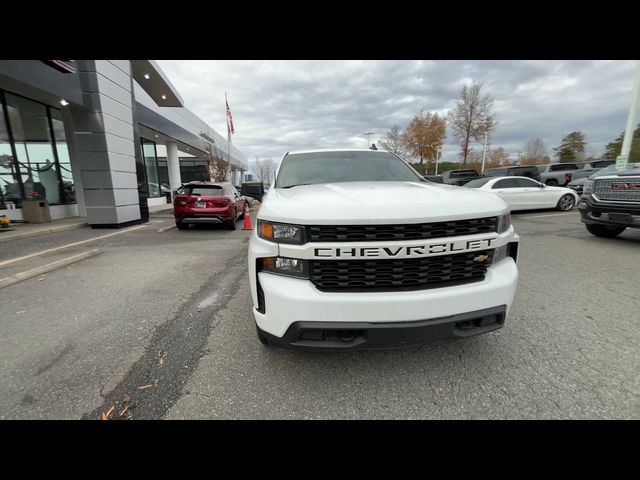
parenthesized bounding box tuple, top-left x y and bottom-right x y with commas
(584, 180, 594, 194)
(260, 257, 309, 278)
(258, 220, 306, 244)
(496, 212, 511, 234)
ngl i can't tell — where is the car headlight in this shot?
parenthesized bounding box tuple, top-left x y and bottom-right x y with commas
(258, 220, 306, 244)
(260, 257, 309, 278)
(584, 180, 594, 194)
(496, 212, 511, 234)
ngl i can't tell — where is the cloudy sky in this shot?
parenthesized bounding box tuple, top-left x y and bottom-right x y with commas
(157, 60, 639, 167)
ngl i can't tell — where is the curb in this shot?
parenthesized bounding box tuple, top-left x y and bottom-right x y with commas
(0, 221, 88, 244)
(0, 248, 102, 289)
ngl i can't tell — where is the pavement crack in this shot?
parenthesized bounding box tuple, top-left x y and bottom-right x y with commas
(82, 245, 248, 420)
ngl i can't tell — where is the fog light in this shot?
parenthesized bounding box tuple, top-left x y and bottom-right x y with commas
(492, 245, 508, 264)
(260, 256, 309, 278)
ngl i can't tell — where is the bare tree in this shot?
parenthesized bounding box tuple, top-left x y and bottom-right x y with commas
(523, 138, 547, 162)
(254, 157, 278, 186)
(447, 81, 496, 165)
(380, 125, 406, 157)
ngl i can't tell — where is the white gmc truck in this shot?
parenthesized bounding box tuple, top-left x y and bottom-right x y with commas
(248, 149, 520, 350)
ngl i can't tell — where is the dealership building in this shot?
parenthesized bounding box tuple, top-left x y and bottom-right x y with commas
(0, 60, 249, 227)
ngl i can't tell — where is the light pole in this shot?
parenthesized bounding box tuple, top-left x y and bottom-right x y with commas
(481, 131, 488, 173)
(362, 132, 374, 148)
(619, 60, 640, 165)
(435, 147, 442, 175)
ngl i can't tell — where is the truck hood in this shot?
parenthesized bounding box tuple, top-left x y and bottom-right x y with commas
(258, 181, 509, 225)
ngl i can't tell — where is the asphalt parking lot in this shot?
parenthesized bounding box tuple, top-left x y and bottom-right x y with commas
(1, 209, 639, 419)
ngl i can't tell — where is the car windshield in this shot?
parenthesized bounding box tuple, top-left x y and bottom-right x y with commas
(184, 185, 224, 196)
(463, 177, 492, 188)
(589, 163, 640, 179)
(275, 151, 422, 188)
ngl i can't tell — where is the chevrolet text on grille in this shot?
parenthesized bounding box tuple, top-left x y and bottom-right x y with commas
(314, 238, 496, 258)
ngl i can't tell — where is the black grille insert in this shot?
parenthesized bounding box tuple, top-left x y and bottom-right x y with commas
(307, 217, 497, 242)
(310, 250, 493, 292)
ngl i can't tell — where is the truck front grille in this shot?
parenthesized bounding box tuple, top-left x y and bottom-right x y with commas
(307, 217, 497, 242)
(309, 250, 493, 292)
(594, 178, 640, 202)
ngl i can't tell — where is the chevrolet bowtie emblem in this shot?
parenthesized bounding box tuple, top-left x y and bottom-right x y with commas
(473, 254, 489, 263)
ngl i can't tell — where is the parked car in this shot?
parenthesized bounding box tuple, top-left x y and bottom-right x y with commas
(566, 168, 601, 195)
(578, 163, 640, 238)
(464, 176, 579, 211)
(249, 149, 519, 349)
(483, 165, 541, 182)
(441, 169, 481, 185)
(537, 163, 579, 186)
(173, 181, 246, 230)
(240, 181, 266, 203)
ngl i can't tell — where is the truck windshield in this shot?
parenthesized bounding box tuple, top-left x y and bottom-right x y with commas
(275, 151, 423, 188)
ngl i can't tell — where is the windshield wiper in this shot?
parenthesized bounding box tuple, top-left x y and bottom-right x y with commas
(280, 183, 314, 189)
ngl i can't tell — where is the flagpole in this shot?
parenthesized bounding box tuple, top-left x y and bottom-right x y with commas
(225, 92, 231, 182)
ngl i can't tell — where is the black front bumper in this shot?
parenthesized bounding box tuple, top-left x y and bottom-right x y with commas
(578, 194, 640, 228)
(260, 305, 507, 351)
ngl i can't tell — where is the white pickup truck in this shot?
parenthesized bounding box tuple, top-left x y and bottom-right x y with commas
(248, 149, 520, 350)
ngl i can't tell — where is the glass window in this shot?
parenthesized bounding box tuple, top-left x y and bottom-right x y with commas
(184, 185, 223, 196)
(493, 178, 520, 189)
(515, 177, 540, 188)
(549, 163, 577, 171)
(1, 100, 22, 206)
(4, 93, 60, 204)
(49, 108, 74, 204)
(449, 170, 479, 178)
(142, 140, 160, 197)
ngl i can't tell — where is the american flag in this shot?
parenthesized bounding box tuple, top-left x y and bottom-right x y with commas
(226, 94, 235, 136)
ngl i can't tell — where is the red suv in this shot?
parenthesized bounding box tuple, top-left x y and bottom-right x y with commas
(173, 182, 246, 230)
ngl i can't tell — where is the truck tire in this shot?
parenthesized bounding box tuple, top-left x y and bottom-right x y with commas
(546, 179, 558, 186)
(256, 324, 269, 345)
(176, 221, 188, 230)
(556, 194, 575, 211)
(585, 223, 626, 238)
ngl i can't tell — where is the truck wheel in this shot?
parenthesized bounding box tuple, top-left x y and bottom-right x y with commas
(176, 221, 188, 230)
(256, 324, 269, 345)
(585, 224, 626, 238)
(546, 179, 558, 186)
(556, 194, 575, 211)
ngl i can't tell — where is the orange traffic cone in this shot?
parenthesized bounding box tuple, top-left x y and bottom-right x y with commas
(242, 203, 253, 230)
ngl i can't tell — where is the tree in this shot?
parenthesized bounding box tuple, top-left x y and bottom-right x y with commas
(380, 125, 406, 157)
(254, 157, 278, 185)
(400, 110, 446, 173)
(602, 124, 640, 161)
(205, 144, 228, 182)
(489, 147, 511, 166)
(523, 138, 547, 162)
(447, 81, 496, 165)
(553, 131, 586, 162)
